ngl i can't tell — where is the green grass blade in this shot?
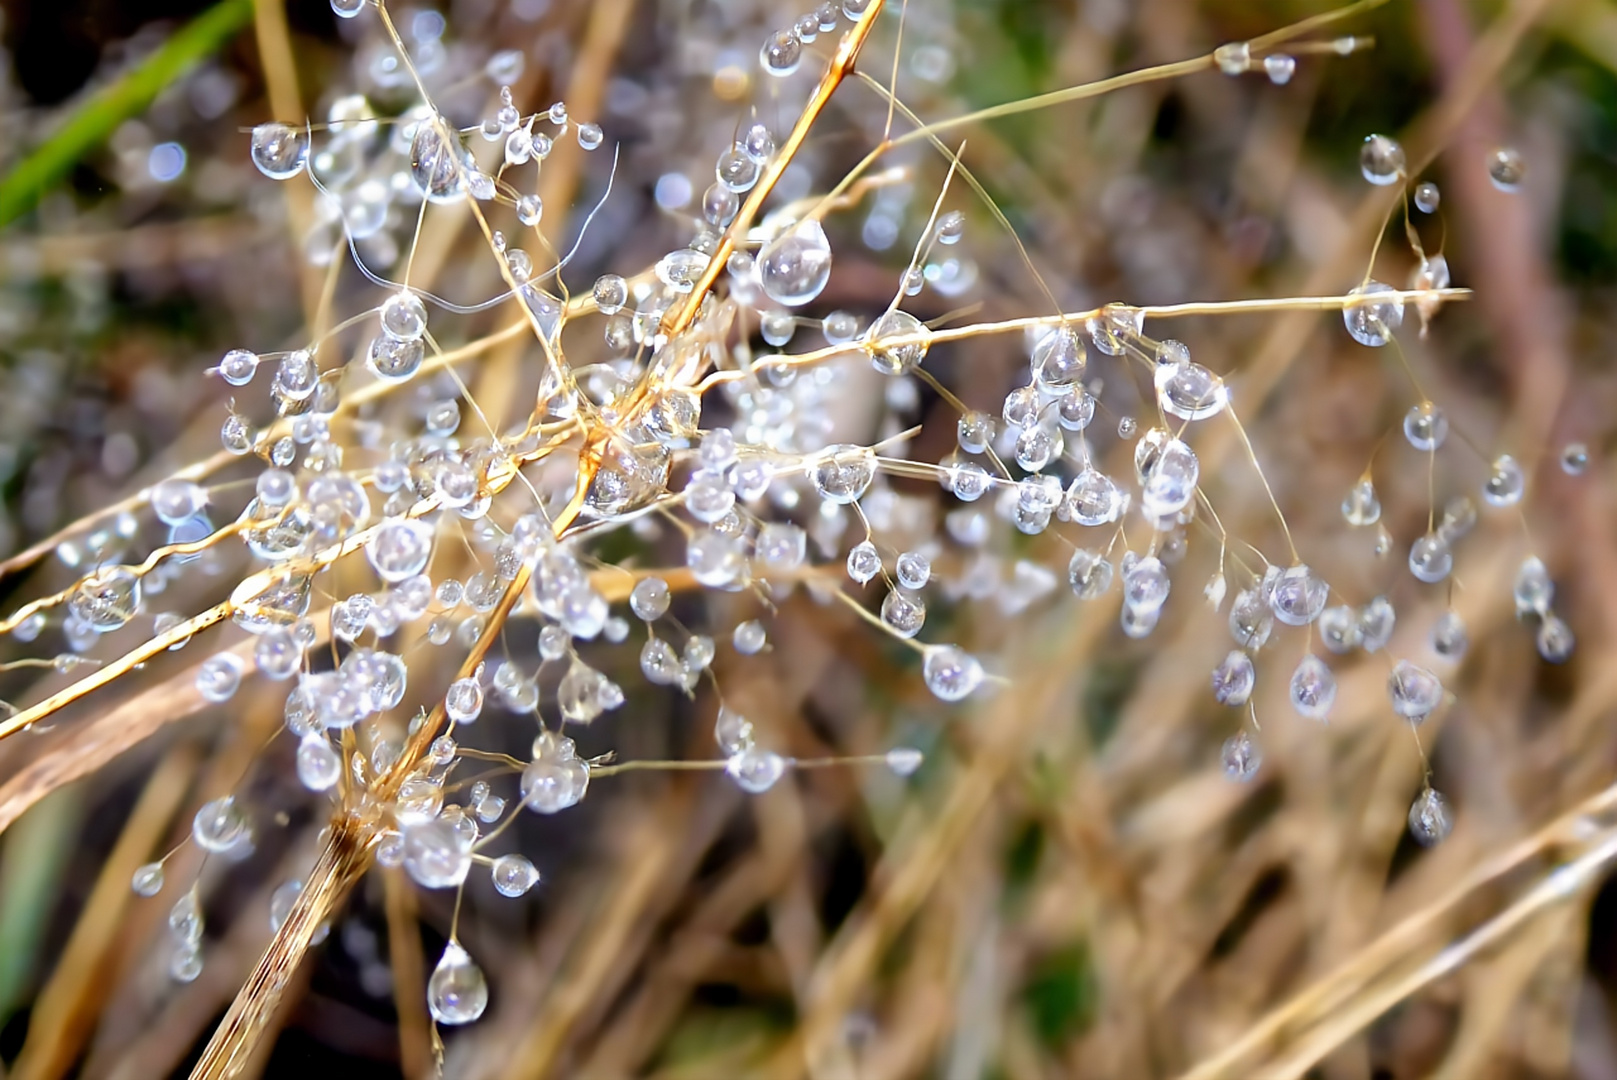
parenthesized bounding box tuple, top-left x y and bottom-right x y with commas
(0, 0, 254, 229)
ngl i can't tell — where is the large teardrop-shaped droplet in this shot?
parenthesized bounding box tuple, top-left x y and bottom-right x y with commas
(428, 941, 489, 1024)
(757, 219, 832, 306)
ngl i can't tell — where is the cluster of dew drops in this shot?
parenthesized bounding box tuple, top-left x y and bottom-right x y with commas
(75, 0, 961, 1031)
(1204, 127, 1585, 848)
(52, 0, 1594, 1029)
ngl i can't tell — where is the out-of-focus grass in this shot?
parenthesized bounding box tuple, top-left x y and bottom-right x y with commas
(0, 0, 251, 228)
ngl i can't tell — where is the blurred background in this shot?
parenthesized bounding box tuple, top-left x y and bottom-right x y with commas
(0, 0, 1614, 1077)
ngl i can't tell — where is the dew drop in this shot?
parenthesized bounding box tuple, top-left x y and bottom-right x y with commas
(758, 220, 832, 306)
(1487, 147, 1525, 192)
(1359, 134, 1405, 185)
(428, 942, 489, 1024)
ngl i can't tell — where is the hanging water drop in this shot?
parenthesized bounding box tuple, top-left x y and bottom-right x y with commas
(1359, 134, 1405, 185)
(758, 220, 832, 306)
(251, 122, 309, 180)
(428, 942, 489, 1024)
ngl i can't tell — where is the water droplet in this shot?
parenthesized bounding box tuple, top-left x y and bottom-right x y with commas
(760, 28, 803, 76)
(192, 796, 248, 853)
(1388, 660, 1443, 722)
(866, 309, 928, 375)
(1221, 731, 1261, 781)
(727, 745, 786, 792)
(811, 444, 875, 504)
(1408, 532, 1453, 584)
(428, 942, 489, 1024)
(1359, 134, 1405, 185)
(1561, 442, 1589, 476)
(1482, 454, 1525, 507)
(250, 122, 308, 180)
(132, 862, 165, 897)
(1343, 281, 1404, 346)
(1431, 611, 1468, 659)
(1488, 147, 1525, 192)
(1402, 403, 1448, 451)
(1408, 788, 1452, 845)
(1211, 650, 1255, 706)
(1263, 54, 1295, 84)
(758, 220, 832, 306)
(491, 853, 539, 897)
(1289, 654, 1336, 721)
(922, 644, 982, 701)
(1341, 477, 1381, 526)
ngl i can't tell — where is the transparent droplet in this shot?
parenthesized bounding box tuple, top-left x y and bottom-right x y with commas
(1289, 654, 1336, 721)
(1122, 555, 1171, 614)
(217, 349, 258, 387)
(269, 879, 302, 933)
(251, 122, 308, 180)
(69, 566, 141, 632)
(758, 220, 832, 306)
(1221, 731, 1261, 781)
(1211, 650, 1255, 706)
(170, 943, 203, 983)
(1214, 41, 1250, 76)
(1268, 564, 1328, 627)
(1344, 281, 1404, 346)
(1513, 555, 1554, 615)
(1403, 403, 1448, 451)
(727, 745, 786, 793)
(410, 119, 476, 204)
(714, 706, 754, 755)
(922, 644, 982, 701)
(885, 747, 924, 776)
(368, 333, 424, 383)
(1431, 611, 1468, 659)
(1561, 442, 1589, 476)
(957, 411, 993, 454)
(1154, 360, 1227, 421)
(1136, 435, 1199, 519)
(1334, 477, 1378, 526)
(196, 652, 245, 703)
(1388, 660, 1443, 722)
(132, 862, 165, 897)
(1263, 54, 1295, 84)
(1318, 605, 1359, 654)
(1359, 134, 1405, 185)
(1487, 147, 1525, 192)
(866, 309, 928, 375)
(1031, 327, 1086, 392)
(811, 444, 875, 505)
(1228, 588, 1273, 650)
(630, 576, 671, 620)
(428, 942, 489, 1024)
(846, 540, 881, 584)
(296, 735, 341, 791)
(367, 519, 434, 583)
(1358, 596, 1397, 652)
(403, 817, 473, 887)
(1537, 613, 1575, 663)
(1408, 533, 1453, 584)
(880, 588, 926, 638)
(760, 28, 803, 76)
(1408, 788, 1452, 846)
(1481, 454, 1525, 507)
(491, 853, 539, 897)
(895, 551, 931, 591)
(1413, 181, 1440, 213)
(192, 795, 248, 853)
(732, 620, 767, 655)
